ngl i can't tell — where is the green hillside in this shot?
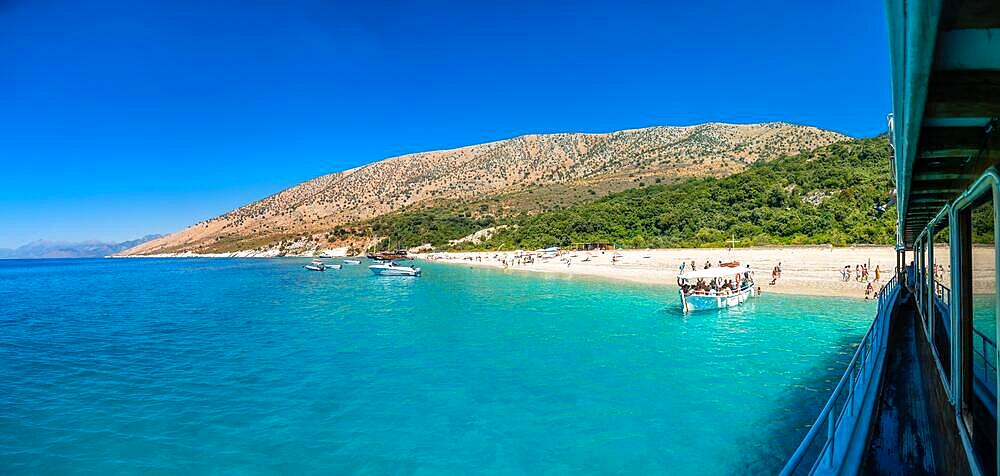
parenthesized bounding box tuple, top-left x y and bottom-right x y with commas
(346, 136, 899, 249)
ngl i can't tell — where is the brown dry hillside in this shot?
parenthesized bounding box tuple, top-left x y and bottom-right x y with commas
(122, 122, 847, 255)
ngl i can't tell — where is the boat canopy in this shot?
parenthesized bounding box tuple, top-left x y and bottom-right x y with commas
(678, 267, 754, 280)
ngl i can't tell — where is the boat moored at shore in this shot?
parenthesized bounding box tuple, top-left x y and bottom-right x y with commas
(677, 266, 756, 313)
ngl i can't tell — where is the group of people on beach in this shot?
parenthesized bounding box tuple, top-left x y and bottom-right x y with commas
(841, 263, 881, 283)
(839, 263, 885, 300)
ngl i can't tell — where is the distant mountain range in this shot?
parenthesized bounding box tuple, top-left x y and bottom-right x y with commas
(121, 122, 847, 256)
(0, 235, 163, 259)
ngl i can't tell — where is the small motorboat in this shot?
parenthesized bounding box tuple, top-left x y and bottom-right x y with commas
(369, 261, 421, 276)
(305, 259, 326, 271)
(328, 264, 342, 270)
(343, 259, 361, 265)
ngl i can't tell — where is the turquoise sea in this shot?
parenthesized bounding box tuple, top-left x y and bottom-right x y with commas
(0, 258, 875, 475)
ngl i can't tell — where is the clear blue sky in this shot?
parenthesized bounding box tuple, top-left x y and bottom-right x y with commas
(0, 0, 890, 247)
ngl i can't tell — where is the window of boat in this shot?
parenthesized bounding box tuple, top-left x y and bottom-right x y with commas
(933, 217, 952, 383)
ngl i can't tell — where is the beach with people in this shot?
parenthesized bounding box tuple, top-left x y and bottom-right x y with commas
(419, 245, 997, 299)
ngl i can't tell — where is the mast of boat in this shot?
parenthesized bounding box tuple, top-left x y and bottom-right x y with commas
(726, 234, 739, 262)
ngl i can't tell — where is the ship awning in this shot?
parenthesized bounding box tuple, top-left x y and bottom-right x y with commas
(678, 267, 755, 280)
(887, 0, 1000, 246)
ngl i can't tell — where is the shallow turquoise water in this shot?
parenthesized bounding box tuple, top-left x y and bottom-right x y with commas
(0, 258, 875, 474)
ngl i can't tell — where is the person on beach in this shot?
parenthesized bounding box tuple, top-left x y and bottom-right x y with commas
(842, 265, 851, 282)
(865, 281, 874, 300)
(770, 265, 779, 285)
(874, 265, 881, 281)
(704, 260, 712, 269)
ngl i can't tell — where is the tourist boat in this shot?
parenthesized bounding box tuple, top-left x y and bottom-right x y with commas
(369, 261, 422, 276)
(379, 250, 411, 261)
(343, 259, 361, 265)
(676, 266, 756, 313)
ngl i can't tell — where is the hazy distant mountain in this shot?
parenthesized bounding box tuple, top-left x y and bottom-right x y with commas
(0, 235, 163, 259)
(122, 122, 847, 256)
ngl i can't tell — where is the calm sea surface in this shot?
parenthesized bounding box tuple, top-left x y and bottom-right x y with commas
(0, 258, 875, 475)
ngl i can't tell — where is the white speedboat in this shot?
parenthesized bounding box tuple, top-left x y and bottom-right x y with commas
(305, 259, 327, 271)
(343, 259, 361, 265)
(328, 264, 342, 270)
(369, 261, 422, 276)
(677, 266, 756, 313)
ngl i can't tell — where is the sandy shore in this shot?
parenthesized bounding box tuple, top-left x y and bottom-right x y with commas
(418, 246, 904, 299)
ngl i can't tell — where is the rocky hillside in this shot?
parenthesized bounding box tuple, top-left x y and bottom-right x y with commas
(121, 123, 846, 255)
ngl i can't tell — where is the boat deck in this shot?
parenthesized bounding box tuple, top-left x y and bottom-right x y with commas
(862, 291, 971, 475)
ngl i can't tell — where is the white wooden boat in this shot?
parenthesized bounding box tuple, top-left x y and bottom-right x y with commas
(369, 261, 422, 276)
(677, 266, 757, 313)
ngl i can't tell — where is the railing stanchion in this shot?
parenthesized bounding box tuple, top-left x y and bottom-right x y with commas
(827, 410, 835, 467)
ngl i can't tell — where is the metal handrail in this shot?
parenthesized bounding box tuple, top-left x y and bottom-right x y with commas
(780, 275, 898, 475)
(973, 327, 998, 392)
(935, 281, 950, 305)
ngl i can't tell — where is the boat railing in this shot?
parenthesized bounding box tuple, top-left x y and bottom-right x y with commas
(935, 281, 950, 306)
(973, 327, 998, 399)
(780, 275, 899, 476)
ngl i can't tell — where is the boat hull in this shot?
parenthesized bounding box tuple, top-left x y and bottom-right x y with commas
(680, 286, 755, 313)
(369, 264, 421, 276)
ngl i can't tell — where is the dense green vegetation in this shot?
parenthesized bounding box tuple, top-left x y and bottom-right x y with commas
(347, 136, 903, 249)
(343, 209, 496, 248)
(477, 136, 897, 249)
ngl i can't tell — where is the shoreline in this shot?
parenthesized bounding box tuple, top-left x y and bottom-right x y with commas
(113, 245, 996, 300)
(417, 246, 901, 300)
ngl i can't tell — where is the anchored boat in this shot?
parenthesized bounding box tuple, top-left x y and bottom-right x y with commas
(677, 266, 756, 313)
(304, 259, 326, 272)
(369, 261, 421, 277)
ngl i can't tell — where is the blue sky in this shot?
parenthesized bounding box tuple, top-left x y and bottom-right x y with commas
(0, 0, 890, 247)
